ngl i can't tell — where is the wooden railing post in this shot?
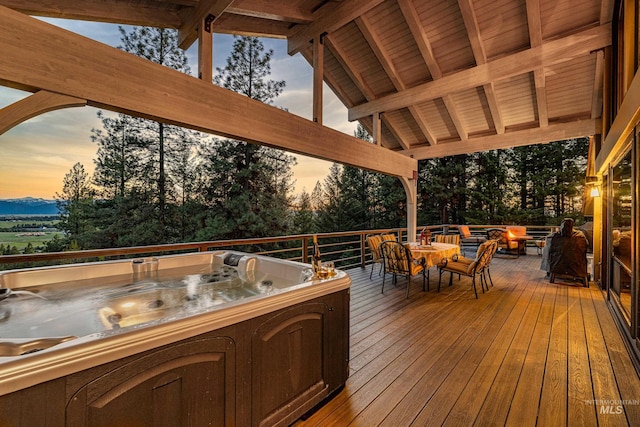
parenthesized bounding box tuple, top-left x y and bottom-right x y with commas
(302, 237, 309, 264)
(361, 233, 366, 269)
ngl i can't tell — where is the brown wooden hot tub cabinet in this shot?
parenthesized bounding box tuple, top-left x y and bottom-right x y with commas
(0, 289, 349, 427)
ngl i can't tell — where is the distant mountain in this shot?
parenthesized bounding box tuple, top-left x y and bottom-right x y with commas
(0, 197, 59, 215)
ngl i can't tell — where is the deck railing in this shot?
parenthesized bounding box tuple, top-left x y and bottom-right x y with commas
(0, 224, 559, 271)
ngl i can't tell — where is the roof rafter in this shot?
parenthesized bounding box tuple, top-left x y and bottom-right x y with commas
(458, 0, 505, 134)
(177, 0, 234, 49)
(395, 0, 447, 145)
(287, 0, 385, 55)
(349, 24, 611, 121)
(355, 14, 434, 147)
(526, 0, 549, 127)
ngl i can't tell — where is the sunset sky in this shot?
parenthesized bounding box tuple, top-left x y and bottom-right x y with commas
(0, 18, 357, 200)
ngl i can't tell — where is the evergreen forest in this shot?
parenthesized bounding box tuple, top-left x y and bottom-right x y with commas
(45, 29, 588, 254)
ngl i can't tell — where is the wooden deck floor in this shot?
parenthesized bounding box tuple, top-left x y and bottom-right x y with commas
(297, 250, 640, 426)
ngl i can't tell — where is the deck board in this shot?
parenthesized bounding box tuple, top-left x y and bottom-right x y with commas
(296, 250, 640, 426)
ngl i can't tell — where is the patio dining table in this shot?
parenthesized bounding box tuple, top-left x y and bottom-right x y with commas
(406, 242, 461, 269)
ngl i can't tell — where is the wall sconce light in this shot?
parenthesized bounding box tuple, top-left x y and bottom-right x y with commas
(586, 175, 600, 197)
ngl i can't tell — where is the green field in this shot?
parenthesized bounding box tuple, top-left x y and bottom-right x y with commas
(0, 219, 62, 252)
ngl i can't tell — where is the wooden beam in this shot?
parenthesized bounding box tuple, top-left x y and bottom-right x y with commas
(287, 0, 385, 55)
(0, 6, 416, 179)
(408, 106, 437, 146)
(227, 0, 312, 24)
(457, 0, 486, 61)
(534, 71, 549, 127)
(348, 24, 612, 121)
(178, 0, 234, 49)
(0, 0, 181, 28)
(526, 0, 548, 127)
(0, 90, 86, 135)
(591, 49, 605, 119)
(600, 0, 615, 23)
(483, 83, 505, 134)
(404, 119, 600, 160)
(443, 95, 468, 140)
(398, 0, 440, 78)
(211, 14, 291, 38)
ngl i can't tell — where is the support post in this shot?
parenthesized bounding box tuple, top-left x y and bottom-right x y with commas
(372, 112, 381, 145)
(313, 35, 324, 124)
(400, 174, 418, 243)
(198, 14, 214, 82)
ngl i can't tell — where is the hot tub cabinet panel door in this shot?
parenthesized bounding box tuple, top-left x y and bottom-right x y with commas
(66, 337, 236, 427)
(251, 302, 333, 427)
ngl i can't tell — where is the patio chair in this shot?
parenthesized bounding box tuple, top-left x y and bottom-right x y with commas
(366, 234, 385, 279)
(450, 239, 499, 288)
(435, 234, 460, 246)
(486, 228, 519, 257)
(380, 240, 427, 298)
(458, 225, 487, 254)
(437, 241, 493, 298)
(365, 233, 397, 279)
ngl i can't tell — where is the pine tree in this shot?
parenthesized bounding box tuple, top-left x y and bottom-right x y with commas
(314, 163, 343, 232)
(114, 26, 196, 242)
(91, 112, 144, 198)
(199, 36, 295, 240)
(418, 155, 467, 225)
(55, 162, 96, 249)
(292, 190, 315, 234)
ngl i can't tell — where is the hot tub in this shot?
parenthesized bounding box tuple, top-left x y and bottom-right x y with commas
(0, 251, 350, 426)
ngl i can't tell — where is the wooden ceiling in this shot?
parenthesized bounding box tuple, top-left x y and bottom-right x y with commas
(1, 0, 613, 160)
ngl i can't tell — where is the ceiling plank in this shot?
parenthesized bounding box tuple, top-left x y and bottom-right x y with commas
(0, 0, 180, 27)
(404, 119, 600, 160)
(0, 6, 416, 179)
(324, 35, 375, 99)
(178, 0, 235, 49)
(287, 0, 385, 55)
(348, 24, 612, 121)
(227, 0, 312, 24)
